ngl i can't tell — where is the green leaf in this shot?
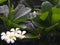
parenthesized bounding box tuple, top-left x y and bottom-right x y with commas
(32, 16, 43, 27)
(53, 0, 59, 5)
(52, 8, 60, 24)
(25, 34, 40, 39)
(0, 0, 6, 3)
(41, 1, 52, 13)
(24, 0, 34, 9)
(0, 15, 12, 29)
(12, 23, 22, 28)
(52, 8, 60, 14)
(0, 15, 23, 29)
(13, 16, 27, 23)
(48, 0, 59, 5)
(40, 12, 48, 21)
(37, 27, 44, 33)
(8, 5, 14, 20)
(52, 14, 60, 24)
(45, 23, 59, 32)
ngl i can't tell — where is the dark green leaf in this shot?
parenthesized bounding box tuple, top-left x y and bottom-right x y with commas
(45, 23, 59, 32)
(8, 5, 14, 20)
(25, 33, 40, 39)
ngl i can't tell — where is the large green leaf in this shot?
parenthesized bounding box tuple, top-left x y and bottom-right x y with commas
(40, 12, 48, 21)
(52, 8, 60, 14)
(52, 8, 60, 24)
(52, 14, 60, 24)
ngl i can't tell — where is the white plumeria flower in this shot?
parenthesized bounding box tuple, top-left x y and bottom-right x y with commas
(10, 28, 21, 37)
(10, 28, 21, 34)
(16, 31, 26, 39)
(1, 31, 16, 43)
(5, 32, 16, 43)
(1, 28, 26, 43)
(1, 31, 10, 40)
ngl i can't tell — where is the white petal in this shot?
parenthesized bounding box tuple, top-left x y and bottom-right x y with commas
(10, 28, 15, 31)
(13, 37, 16, 40)
(16, 28, 20, 30)
(21, 36, 26, 39)
(1, 36, 5, 40)
(6, 31, 11, 35)
(1, 35, 8, 40)
(17, 30, 21, 34)
(11, 39, 15, 43)
(22, 31, 26, 35)
(4, 36, 9, 41)
(15, 34, 20, 37)
(19, 35, 26, 39)
(1, 32, 5, 35)
(6, 39, 10, 43)
(10, 32, 15, 35)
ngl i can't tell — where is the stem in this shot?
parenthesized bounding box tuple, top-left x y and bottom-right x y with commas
(7, 0, 11, 19)
(8, 0, 10, 9)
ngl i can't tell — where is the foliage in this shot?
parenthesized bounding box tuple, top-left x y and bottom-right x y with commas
(0, 0, 60, 41)
(0, 0, 40, 39)
(41, 1, 52, 13)
(32, 7, 60, 36)
(0, 0, 6, 3)
(52, 8, 60, 24)
(49, 0, 59, 5)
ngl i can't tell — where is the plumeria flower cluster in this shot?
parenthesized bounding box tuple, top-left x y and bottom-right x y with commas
(1, 28, 26, 43)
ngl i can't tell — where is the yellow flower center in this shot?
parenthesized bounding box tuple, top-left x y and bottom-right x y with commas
(9, 35, 14, 39)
